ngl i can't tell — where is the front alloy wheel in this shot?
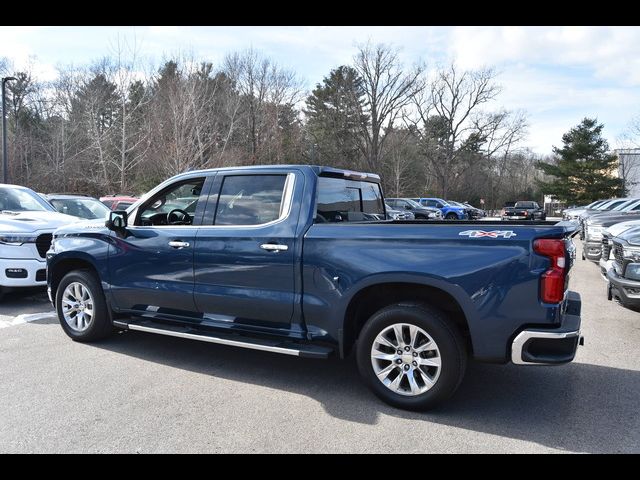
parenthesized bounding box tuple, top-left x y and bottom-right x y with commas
(61, 282, 95, 332)
(56, 270, 113, 342)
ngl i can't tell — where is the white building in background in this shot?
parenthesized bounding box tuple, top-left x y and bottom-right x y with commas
(617, 148, 640, 196)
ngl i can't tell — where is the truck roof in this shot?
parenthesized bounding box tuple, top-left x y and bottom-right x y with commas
(168, 165, 381, 183)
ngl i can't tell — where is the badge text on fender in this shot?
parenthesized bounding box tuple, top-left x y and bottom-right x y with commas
(458, 230, 517, 238)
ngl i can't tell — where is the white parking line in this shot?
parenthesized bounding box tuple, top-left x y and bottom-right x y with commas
(0, 311, 56, 328)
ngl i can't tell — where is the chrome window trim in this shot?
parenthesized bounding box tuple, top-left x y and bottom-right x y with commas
(129, 172, 296, 230)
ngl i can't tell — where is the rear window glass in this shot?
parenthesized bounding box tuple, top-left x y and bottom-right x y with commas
(315, 177, 384, 223)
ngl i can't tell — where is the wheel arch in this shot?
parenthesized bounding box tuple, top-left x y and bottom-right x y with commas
(340, 279, 475, 359)
(49, 253, 101, 302)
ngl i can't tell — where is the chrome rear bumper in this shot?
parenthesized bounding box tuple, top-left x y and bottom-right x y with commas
(511, 291, 583, 365)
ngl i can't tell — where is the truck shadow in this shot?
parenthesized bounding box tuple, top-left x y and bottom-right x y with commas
(92, 330, 639, 453)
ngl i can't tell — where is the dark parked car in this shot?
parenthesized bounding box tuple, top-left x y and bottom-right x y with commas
(46, 194, 111, 221)
(462, 202, 486, 219)
(502, 201, 546, 221)
(385, 203, 414, 220)
(48, 165, 582, 411)
(607, 226, 640, 309)
(386, 198, 440, 219)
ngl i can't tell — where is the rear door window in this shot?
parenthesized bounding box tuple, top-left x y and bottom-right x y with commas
(214, 175, 289, 226)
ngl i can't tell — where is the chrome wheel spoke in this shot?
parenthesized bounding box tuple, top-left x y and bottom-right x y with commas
(408, 325, 418, 348)
(414, 340, 436, 353)
(415, 367, 435, 387)
(407, 370, 420, 394)
(74, 283, 82, 302)
(392, 324, 404, 347)
(389, 371, 404, 391)
(418, 356, 441, 368)
(375, 335, 396, 349)
(376, 363, 397, 381)
(372, 349, 396, 362)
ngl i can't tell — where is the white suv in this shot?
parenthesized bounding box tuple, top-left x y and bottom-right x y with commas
(0, 185, 78, 298)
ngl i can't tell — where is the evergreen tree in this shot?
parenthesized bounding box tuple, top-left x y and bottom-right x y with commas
(304, 66, 368, 168)
(536, 118, 624, 203)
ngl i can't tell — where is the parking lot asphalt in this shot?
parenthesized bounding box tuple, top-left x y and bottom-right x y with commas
(0, 239, 638, 453)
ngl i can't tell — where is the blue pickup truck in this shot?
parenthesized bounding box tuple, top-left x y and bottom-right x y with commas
(47, 165, 582, 410)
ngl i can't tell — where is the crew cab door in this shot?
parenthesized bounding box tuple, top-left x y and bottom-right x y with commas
(108, 175, 212, 319)
(193, 170, 302, 329)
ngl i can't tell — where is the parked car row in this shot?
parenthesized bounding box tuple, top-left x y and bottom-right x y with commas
(563, 197, 640, 310)
(386, 197, 487, 220)
(0, 187, 142, 299)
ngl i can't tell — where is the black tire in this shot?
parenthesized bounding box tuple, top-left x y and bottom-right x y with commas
(356, 303, 467, 411)
(55, 269, 113, 342)
(445, 213, 457, 220)
(415, 214, 427, 220)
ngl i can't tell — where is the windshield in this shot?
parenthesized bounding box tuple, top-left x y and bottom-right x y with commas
(612, 199, 638, 211)
(448, 201, 464, 207)
(595, 200, 616, 210)
(620, 199, 640, 212)
(602, 200, 626, 210)
(405, 199, 424, 209)
(0, 188, 53, 212)
(50, 198, 110, 219)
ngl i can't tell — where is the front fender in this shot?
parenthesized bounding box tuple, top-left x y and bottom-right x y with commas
(47, 232, 112, 297)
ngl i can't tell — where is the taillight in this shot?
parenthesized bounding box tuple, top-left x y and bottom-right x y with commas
(533, 238, 567, 303)
(523, 211, 529, 216)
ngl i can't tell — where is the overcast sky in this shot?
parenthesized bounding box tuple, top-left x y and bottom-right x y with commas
(1, 26, 639, 154)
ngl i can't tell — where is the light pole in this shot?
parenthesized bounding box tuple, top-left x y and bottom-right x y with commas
(2, 76, 17, 184)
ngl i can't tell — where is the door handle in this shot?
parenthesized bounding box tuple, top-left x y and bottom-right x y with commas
(168, 241, 190, 249)
(260, 243, 288, 252)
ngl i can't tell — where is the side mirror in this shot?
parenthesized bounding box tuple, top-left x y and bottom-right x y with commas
(105, 210, 128, 231)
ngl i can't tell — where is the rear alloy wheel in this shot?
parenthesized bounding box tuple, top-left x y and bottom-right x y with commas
(445, 213, 457, 220)
(370, 323, 442, 396)
(357, 303, 467, 410)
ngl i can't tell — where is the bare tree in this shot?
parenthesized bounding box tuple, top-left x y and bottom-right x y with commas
(353, 42, 424, 171)
(223, 48, 304, 163)
(411, 64, 504, 197)
(110, 36, 151, 192)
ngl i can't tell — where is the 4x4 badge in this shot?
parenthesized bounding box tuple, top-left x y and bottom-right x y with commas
(459, 230, 517, 238)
